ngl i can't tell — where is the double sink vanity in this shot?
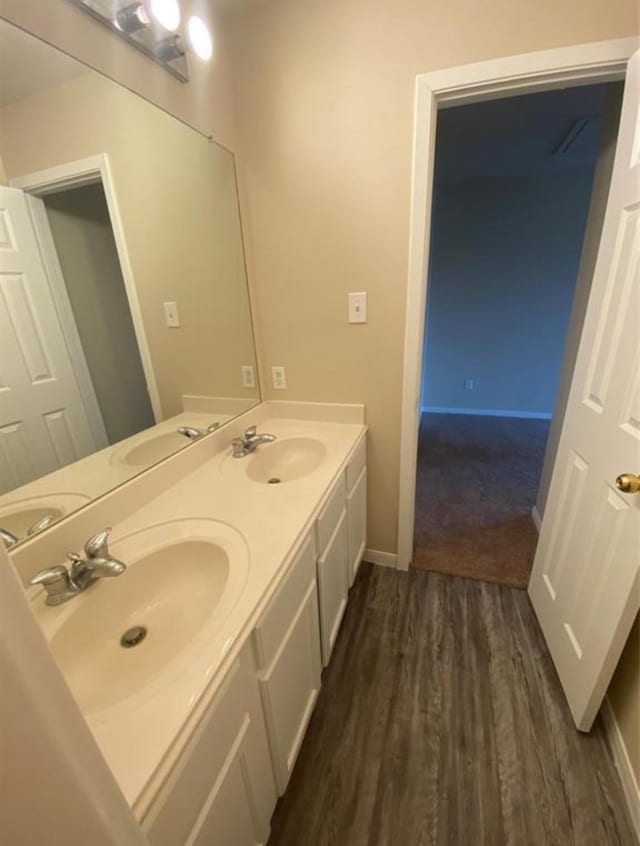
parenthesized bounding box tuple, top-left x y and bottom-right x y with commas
(10, 402, 367, 845)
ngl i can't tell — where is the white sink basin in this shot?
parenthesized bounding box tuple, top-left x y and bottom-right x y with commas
(111, 431, 190, 468)
(243, 437, 327, 483)
(0, 493, 91, 538)
(34, 519, 249, 715)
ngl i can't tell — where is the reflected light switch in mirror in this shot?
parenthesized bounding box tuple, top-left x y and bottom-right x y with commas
(241, 366, 256, 388)
(163, 301, 180, 328)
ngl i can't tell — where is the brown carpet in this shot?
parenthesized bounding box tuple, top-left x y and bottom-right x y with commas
(412, 412, 550, 589)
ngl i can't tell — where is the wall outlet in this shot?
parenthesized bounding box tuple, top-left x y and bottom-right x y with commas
(464, 378, 475, 391)
(348, 291, 367, 324)
(163, 301, 180, 328)
(241, 365, 256, 389)
(271, 365, 287, 390)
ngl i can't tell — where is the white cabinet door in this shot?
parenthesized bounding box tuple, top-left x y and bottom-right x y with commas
(258, 580, 322, 794)
(188, 718, 270, 846)
(317, 509, 349, 666)
(144, 650, 276, 846)
(347, 466, 367, 586)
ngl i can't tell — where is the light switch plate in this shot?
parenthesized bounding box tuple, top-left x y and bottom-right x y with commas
(163, 301, 180, 328)
(241, 365, 256, 389)
(271, 366, 287, 390)
(348, 292, 367, 324)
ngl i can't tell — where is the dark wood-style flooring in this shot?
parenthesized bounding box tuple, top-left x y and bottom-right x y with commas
(268, 563, 635, 846)
(413, 413, 550, 588)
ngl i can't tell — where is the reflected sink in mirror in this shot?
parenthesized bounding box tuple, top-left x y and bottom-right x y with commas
(240, 438, 327, 484)
(32, 519, 249, 715)
(110, 431, 190, 469)
(0, 493, 91, 541)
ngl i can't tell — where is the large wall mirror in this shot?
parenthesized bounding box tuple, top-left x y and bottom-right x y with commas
(0, 19, 260, 549)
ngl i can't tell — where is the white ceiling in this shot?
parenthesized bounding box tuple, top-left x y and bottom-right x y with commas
(0, 20, 87, 108)
(435, 84, 613, 183)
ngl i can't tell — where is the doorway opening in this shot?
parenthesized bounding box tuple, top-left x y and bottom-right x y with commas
(412, 83, 623, 588)
(41, 182, 156, 447)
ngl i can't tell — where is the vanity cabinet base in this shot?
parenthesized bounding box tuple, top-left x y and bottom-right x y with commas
(143, 649, 276, 846)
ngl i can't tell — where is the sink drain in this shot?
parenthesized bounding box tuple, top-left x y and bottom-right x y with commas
(267, 477, 282, 485)
(121, 625, 147, 648)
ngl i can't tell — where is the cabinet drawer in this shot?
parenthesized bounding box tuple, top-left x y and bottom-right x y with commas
(317, 509, 349, 666)
(346, 436, 366, 493)
(315, 473, 346, 554)
(252, 532, 316, 671)
(347, 466, 367, 586)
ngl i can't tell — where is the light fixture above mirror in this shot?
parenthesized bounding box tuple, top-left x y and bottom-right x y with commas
(68, 0, 214, 82)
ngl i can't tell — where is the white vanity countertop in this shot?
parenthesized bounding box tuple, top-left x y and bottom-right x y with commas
(50, 416, 366, 817)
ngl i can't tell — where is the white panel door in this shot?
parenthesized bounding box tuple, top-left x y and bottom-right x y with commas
(0, 186, 98, 493)
(529, 51, 640, 730)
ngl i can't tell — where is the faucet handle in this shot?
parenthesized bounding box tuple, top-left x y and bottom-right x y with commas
(244, 425, 257, 438)
(30, 564, 77, 605)
(84, 527, 112, 560)
(30, 564, 69, 587)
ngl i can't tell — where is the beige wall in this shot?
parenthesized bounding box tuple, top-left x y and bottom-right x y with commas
(45, 184, 155, 443)
(223, 0, 639, 557)
(0, 68, 258, 418)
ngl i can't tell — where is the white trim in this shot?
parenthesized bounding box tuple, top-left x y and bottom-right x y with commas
(422, 406, 552, 420)
(25, 194, 109, 450)
(601, 696, 640, 839)
(363, 549, 398, 569)
(397, 38, 638, 572)
(531, 505, 542, 533)
(10, 155, 163, 422)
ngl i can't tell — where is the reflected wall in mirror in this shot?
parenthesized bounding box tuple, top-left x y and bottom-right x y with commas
(0, 20, 260, 548)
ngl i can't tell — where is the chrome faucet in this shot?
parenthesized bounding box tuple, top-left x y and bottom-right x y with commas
(29, 527, 126, 606)
(231, 425, 276, 458)
(0, 528, 18, 549)
(177, 422, 220, 441)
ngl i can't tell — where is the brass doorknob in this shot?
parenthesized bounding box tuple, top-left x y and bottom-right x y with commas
(615, 473, 640, 494)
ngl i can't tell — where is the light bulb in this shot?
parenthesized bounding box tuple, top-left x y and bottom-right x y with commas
(147, 0, 180, 32)
(187, 16, 213, 61)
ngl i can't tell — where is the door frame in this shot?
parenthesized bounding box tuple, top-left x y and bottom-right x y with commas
(10, 154, 163, 422)
(397, 37, 638, 572)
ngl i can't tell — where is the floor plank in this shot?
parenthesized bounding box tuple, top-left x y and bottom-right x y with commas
(267, 564, 636, 846)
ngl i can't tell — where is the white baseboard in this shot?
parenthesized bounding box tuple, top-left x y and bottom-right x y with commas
(421, 406, 552, 420)
(531, 505, 542, 533)
(601, 696, 640, 839)
(364, 549, 398, 569)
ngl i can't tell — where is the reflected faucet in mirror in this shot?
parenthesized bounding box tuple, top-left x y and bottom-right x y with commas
(177, 422, 221, 441)
(1, 513, 58, 549)
(29, 528, 126, 606)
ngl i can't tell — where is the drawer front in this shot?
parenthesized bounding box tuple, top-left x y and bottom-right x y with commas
(252, 532, 316, 671)
(347, 466, 367, 586)
(258, 580, 322, 794)
(346, 436, 366, 493)
(144, 649, 276, 846)
(317, 509, 349, 666)
(315, 472, 346, 554)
